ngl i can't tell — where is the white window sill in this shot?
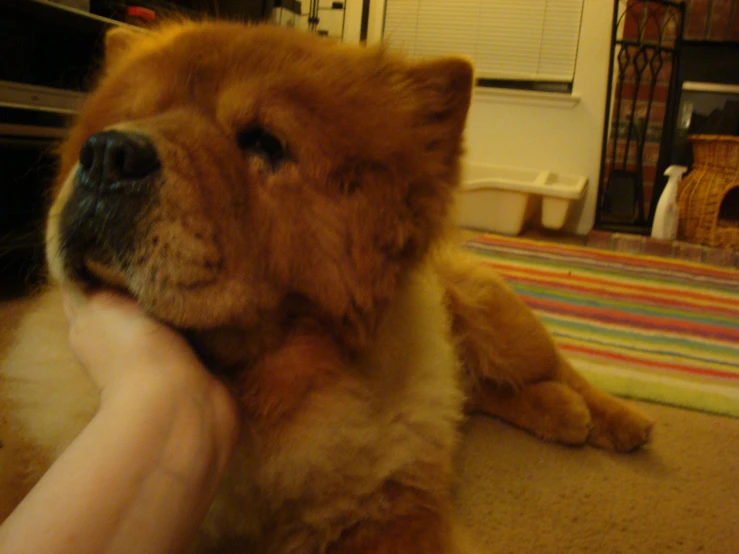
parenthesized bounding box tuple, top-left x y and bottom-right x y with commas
(473, 87, 581, 108)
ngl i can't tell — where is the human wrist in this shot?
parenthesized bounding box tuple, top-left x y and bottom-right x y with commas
(0, 383, 235, 554)
(98, 376, 237, 486)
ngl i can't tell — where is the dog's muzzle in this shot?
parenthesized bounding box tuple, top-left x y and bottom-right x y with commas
(59, 130, 162, 280)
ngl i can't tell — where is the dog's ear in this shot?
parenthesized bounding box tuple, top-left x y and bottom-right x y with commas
(104, 27, 143, 67)
(406, 56, 474, 152)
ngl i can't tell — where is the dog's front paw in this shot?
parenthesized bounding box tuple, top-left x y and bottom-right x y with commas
(586, 395, 654, 452)
(470, 381, 594, 446)
(529, 382, 594, 446)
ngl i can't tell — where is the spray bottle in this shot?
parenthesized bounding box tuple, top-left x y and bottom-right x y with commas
(651, 165, 688, 241)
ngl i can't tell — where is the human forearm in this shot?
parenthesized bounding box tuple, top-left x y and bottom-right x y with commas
(0, 379, 235, 554)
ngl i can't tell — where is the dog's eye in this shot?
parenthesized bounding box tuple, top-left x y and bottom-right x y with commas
(236, 127, 286, 167)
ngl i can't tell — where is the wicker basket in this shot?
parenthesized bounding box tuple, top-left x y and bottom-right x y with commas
(677, 135, 739, 250)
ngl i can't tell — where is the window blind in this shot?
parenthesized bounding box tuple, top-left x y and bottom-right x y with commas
(383, 0, 585, 84)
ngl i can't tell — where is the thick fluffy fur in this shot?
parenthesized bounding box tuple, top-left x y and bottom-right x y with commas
(0, 22, 653, 553)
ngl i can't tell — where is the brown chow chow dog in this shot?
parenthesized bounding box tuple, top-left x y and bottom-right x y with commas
(0, 21, 653, 553)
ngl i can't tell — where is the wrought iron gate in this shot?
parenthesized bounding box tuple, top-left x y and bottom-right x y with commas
(596, 0, 685, 232)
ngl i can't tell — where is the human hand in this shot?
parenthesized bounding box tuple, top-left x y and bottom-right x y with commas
(61, 284, 239, 485)
(0, 287, 240, 554)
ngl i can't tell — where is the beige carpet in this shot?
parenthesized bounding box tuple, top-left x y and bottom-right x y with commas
(2, 297, 738, 553)
(457, 403, 739, 553)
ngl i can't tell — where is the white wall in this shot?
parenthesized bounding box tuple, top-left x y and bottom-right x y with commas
(360, 0, 614, 235)
(342, 0, 364, 43)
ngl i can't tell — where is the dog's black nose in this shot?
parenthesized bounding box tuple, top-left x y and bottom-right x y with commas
(79, 130, 160, 187)
(59, 130, 162, 279)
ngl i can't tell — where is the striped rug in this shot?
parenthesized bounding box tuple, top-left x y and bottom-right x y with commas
(464, 233, 739, 417)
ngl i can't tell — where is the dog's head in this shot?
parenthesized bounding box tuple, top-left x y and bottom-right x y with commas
(47, 21, 472, 354)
